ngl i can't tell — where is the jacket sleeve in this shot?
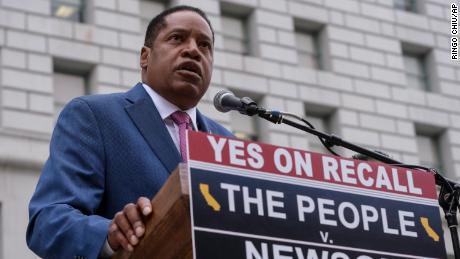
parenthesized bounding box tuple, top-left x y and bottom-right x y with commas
(26, 98, 110, 259)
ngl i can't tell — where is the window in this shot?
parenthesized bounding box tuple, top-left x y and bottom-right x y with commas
(403, 53, 429, 90)
(220, 2, 252, 55)
(53, 73, 87, 116)
(53, 59, 93, 118)
(303, 104, 336, 155)
(221, 16, 248, 54)
(230, 111, 258, 141)
(415, 124, 445, 171)
(394, 0, 417, 12)
(139, 0, 167, 35)
(294, 19, 324, 70)
(51, 0, 85, 22)
(402, 43, 432, 91)
(304, 114, 331, 154)
(416, 134, 442, 170)
(295, 31, 321, 69)
(229, 91, 260, 141)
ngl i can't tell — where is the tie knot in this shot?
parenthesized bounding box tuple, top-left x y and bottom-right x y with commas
(170, 111, 191, 126)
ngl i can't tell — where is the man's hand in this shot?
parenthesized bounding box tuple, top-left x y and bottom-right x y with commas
(108, 197, 152, 252)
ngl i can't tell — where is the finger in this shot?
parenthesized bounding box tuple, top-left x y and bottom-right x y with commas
(124, 204, 144, 238)
(108, 223, 132, 252)
(114, 228, 133, 252)
(114, 211, 138, 246)
(108, 223, 122, 251)
(137, 197, 152, 216)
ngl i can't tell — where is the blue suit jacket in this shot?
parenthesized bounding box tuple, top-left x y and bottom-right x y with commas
(26, 83, 233, 259)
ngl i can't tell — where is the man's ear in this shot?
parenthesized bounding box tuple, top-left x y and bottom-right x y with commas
(140, 46, 150, 69)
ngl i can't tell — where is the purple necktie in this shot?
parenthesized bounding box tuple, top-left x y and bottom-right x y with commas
(170, 111, 192, 162)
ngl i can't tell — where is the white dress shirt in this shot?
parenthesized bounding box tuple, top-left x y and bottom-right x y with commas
(142, 83, 197, 152)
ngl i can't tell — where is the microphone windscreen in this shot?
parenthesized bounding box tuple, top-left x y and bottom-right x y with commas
(213, 90, 234, 112)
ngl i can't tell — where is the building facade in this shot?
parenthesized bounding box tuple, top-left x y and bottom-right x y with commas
(0, 0, 459, 258)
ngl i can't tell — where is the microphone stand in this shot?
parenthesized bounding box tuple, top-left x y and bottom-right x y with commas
(251, 108, 460, 258)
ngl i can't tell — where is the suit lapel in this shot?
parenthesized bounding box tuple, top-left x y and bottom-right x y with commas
(196, 110, 212, 133)
(124, 83, 181, 174)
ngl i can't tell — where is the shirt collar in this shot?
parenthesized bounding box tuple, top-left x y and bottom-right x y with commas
(142, 83, 197, 130)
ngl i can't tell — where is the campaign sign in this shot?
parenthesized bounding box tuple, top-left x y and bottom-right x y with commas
(186, 131, 447, 259)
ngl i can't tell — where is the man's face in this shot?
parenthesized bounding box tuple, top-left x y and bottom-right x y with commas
(141, 11, 214, 110)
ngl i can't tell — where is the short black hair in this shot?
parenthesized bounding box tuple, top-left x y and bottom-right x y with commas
(144, 5, 215, 48)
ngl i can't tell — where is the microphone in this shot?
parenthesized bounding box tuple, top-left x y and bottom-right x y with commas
(213, 90, 259, 115)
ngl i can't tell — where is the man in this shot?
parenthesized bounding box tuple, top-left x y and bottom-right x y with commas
(26, 5, 232, 258)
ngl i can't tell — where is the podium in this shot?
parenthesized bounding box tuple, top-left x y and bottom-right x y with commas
(113, 164, 191, 259)
(114, 131, 446, 259)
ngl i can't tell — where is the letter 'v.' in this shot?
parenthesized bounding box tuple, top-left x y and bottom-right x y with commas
(320, 231, 329, 243)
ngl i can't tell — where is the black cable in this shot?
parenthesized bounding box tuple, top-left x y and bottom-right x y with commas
(255, 109, 340, 157)
(260, 109, 457, 193)
(298, 117, 341, 157)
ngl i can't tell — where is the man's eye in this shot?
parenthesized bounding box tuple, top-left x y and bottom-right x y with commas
(199, 41, 211, 49)
(169, 34, 182, 42)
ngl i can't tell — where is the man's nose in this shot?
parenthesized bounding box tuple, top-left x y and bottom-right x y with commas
(182, 40, 200, 60)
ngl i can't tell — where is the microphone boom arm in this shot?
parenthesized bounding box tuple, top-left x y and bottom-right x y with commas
(257, 109, 457, 186)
